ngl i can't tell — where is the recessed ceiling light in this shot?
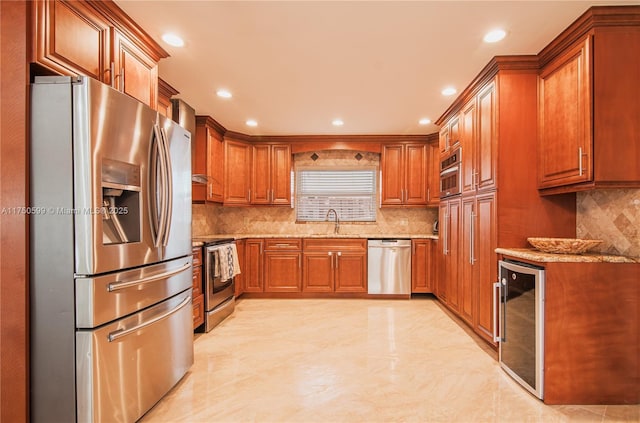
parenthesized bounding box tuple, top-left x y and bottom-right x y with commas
(332, 119, 344, 127)
(441, 87, 457, 96)
(484, 29, 506, 43)
(161, 33, 184, 47)
(246, 119, 258, 127)
(419, 118, 431, 125)
(216, 89, 232, 99)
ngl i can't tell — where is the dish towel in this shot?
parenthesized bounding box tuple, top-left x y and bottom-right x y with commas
(218, 244, 241, 282)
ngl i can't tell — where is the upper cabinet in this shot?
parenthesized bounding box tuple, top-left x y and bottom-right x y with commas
(537, 8, 640, 194)
(32, 0, 168, 109)
(380, 142, 428, 207)
(251, 144, 291, 206)
(157, 78, 178, 118)
(427, 138, 440, 206)
(193, 116, 225, 203)
(224, 138, 252, 205)
(439, 116, 460, 154)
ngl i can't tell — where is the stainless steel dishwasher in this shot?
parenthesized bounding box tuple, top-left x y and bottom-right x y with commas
(367, 239, 412, 295)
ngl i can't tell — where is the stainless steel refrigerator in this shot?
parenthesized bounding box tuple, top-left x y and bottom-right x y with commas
(30, 76, 194, 423)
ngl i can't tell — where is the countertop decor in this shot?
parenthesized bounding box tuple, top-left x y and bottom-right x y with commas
(527, 237, 603, 254)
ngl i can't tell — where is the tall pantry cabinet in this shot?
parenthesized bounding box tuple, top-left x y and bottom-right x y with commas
(435, 57, 576, 346)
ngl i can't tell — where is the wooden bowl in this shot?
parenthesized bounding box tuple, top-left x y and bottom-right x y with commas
(527, 237, 603, 254)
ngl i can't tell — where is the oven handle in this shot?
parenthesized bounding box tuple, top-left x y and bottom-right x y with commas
(493, 281, 501, 343)
(108, 295, 191, 342)
(439, 166, 459, 176)
(107, 263, 191, 292)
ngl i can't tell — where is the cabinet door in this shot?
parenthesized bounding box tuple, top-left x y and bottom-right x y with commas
(445, 198, 461, 312)
(449, 117, 461, 149)
(113, 29, 158, 108)
(411, 240, 430, 293)
(270, 144, 291, 205)
(459, 197, 475, 324)
(264, 252, 302, 292)
(427, 142, 440, 206)
(474, 192, 497, 345)
(224, 140, 251, 205)
(234, 240, 245, 297)
(207, 129, 224, 203)
(251, 145, 271, 204)
(334, 252, 367, 293)
(460, 98, 477, 195)
(243, 239, 264, 292)
(436, 203, 449, 301)
(33, 0, 111, 83)
(404, 144, 428, 205)
(439, 126, 449, 154)
(381, 144, 404, 206)
(538, 36, 591, 188)
(302, 252, 334, 292)
(476, 81, 497, 192)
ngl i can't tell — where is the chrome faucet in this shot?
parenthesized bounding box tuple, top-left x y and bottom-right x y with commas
(325, 208, 340, 234)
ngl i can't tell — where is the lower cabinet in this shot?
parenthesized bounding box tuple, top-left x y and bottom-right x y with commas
(303, 239, 367, 293)
(411, 239, 434, 293)
(243, 239, 264, 292)
(191, 246, 204, 329)
(234, 240, 245, 297)
(264, 239, 302, 292)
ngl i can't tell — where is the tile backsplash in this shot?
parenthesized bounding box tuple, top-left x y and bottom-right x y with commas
(576, 189, 640, 258)
(192, 150, 438, 237)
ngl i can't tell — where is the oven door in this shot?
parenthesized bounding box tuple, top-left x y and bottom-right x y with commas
(204, 245, 235, 313)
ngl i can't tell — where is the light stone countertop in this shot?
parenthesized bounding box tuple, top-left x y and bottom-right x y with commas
(193, 233, 438, 247)
(496, 248, 638, 263)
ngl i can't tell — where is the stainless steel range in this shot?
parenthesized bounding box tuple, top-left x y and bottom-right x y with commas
(30, 76, 194, 423)
(196, 238, 239, 332)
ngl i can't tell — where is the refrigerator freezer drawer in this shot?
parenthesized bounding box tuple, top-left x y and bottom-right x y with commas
(75, 290, 194, 423)
(75, 256, 193, 328)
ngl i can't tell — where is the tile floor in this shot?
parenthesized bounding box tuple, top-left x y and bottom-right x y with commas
(141, 297, 639, 422)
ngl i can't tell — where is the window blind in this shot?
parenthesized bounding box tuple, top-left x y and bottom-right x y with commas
(296, 168, 376, 222)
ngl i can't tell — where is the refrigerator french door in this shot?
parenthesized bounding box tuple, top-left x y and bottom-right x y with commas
(496, 260, 545, 400)
(30, 76, 193, 423)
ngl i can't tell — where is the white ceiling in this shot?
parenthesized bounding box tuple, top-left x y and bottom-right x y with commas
(116, 0, 637, 136)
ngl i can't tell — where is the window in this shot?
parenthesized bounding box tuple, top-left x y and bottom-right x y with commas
(295, 167, 376, 222)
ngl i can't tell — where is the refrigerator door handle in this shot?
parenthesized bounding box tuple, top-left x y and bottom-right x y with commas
(159, 127, 173, 246)
(107, 295, 191, 342)
(107, 262, 191, 292)
(152, 124, 168, 247)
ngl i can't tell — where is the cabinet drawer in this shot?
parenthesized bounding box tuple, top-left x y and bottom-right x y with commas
(264, 239, 302, 251)
(303, 238, 366, 252)
(192, 294, 204, 329)
(192, 247, 202, 266)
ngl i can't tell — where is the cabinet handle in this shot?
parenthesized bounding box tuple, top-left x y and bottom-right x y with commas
(298, 255, 301, 268)
(209, 183, 212, 198)
(469, 211, 475, 264)
(473, 170, 478, 190)
(578, 147, 583, 176)
(336, 252, 341, 268)
(493, 281, 501, 343)
(271, 189, 274, 203)
(328, 251, 333, 269)
(248, 189, 251, 202)
(443, 211, 449, 255)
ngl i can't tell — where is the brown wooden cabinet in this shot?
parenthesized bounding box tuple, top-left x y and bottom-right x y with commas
(263, 239, 302, 293)
(302, 239, 367, 293)
(251, 144, 291, 205)
(32, 0, 168, 109)
(193, 116, 225, 203)
(112, 28, 158, 107)
(224, 138, 252, 205)
(439, 116, 460, 154)
(243, 239, 264, 292)
(427, 140, 440, 206)
(381, 143, 428, 206)
(234, 240, 245, 298)
(411, 239, 434, 293)
(438, 197, 461, 311)
(191, 246, 204, 329)
(538, 18, 640, 193)
(157, 78, 178, 118)
(435, 57, 575, 347)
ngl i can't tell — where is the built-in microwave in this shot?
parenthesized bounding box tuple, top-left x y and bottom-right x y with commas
(439, 147, 461, 198)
